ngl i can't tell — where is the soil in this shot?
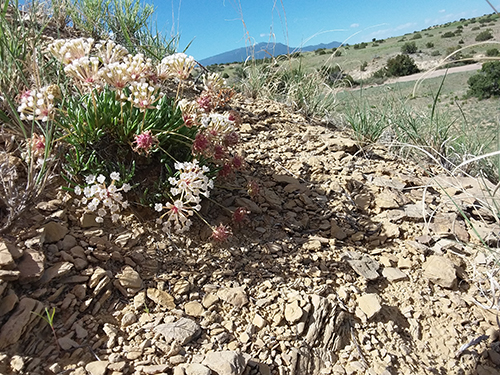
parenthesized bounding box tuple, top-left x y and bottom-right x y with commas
(1, 94, 500, 375)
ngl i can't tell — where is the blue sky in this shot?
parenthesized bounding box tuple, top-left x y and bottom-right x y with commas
(149, 0, 499, 60)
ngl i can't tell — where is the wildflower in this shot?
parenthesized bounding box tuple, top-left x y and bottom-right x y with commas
(231, 154, 244, 170)
(17, 86, 57, 122)
(28, 133, 46, 158)
(197, 92, 213, 112)
(124, 53, 153, 82)
(203, 72, 226, 93)
(95, 40, 129, 65)
(233, 207, 249, 223)
(178, 99, 201, 127)
(74, 172, 130, 223)
(247, 180, 260, 198)
(217, 163, 233, 178)
(98, 62, 132, 90)
(133, 130, 158, 155)
(64, 57, 101, 89)
(157, 53, 196, 80)
(192, 133, 210, 154)
(47, 38, 94, 64)
(211, 224, 232, 242)
(127, 80, 163, 111)
(223, 131, 239, 147)
(158, 199, 194, 233)
(168, 159, 214, 203)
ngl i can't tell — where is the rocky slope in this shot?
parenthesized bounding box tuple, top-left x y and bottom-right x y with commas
(1, 95, 500, 375)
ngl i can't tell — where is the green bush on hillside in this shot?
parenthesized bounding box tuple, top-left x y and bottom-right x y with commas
(467, 61, 500, 99)
(475, 29, 493, 41)
(486, 48, 500, 57)
(411, 33, 422, 40)
(401, 41, 418, 54)
(441, 31, 456, 38)
(386, 54, 420, 77)
(426, 42, 434, 48)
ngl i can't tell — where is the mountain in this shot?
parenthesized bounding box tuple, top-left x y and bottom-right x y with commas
(198, 40, 341, 66)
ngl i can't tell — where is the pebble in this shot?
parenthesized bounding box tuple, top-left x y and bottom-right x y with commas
(357, 294, 382, 319)
(185, 301, 205, 317)
(42, 222, 68, 243)
(284, 300, 304, 323)
(202, 351, 250, 375)
(382, 267, 408, 282)
(154, 318, 201, 345)
(147, 288, 176, 309)
(422, 255, 457, 289)
(217, 287, 248, 308)
(85, 361, 109, 375)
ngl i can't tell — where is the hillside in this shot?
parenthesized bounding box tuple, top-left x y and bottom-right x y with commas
(199, 41, 341, 66)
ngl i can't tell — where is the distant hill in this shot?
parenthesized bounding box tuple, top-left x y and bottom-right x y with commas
(198, 41, 341, 66)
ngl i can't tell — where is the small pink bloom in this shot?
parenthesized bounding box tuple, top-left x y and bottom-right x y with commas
(231, 154, 244, 170)
(247, 180, 260, 198)
(223, 131, 239, 146)
(133, 130, 158, 155)
(193, 133, 209, 154)
(211, 224, 232, 242)
(233, 207, 249, 223)
(218, 163, 233, 178)
(197, 92, 212, 112)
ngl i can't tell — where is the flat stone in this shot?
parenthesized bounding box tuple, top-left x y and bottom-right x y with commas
(80, 213, 99, 228)
(422, 255, 457, 289)
(58, 334, 79, 350)
(17, 249, 45, 283)
(217, 287, 248, 308)
(85, 361, 109, 375)
(284, 300, 304, 323)
(42, 222, 68, 243)
(330, 219, 348, 240)
(140, 364, 170, 374)
(357, 294, 382, 319)
(61, 235, 77, 251)
(343, 252, 380, 280)
(0, 270, 20, 281)
(234, 197, 262, 214)
(121, 312, 138, 327)
(302, 239, 322, 251)
(154, 317, 201, 345)
(184, 363, 212, 375)
(147, 288, 175, 309)
(202, 351, 250, 375)
(184, 301, 205, 317)
(116, 266, 142, 289)
(0, 241, 15, 269)
(202, 292, 219, 308)
(0, 293, 19, 316)
(0, 297, 43, 350)
(39, 262, 73, 284)
(382, 267, 408, 282)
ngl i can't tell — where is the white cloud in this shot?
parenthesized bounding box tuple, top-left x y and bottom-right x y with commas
(350, 23, 360, 28)
(439, 9, 446, 13)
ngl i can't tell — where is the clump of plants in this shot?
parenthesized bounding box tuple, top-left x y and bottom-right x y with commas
(467, 60, 500, 99)
(15, 37, 245, 238)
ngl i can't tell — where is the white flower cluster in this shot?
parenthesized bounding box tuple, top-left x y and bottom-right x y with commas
(155, 159, 213, 234)
(74, 172, 131, 223)
(203, 72, 227, 93)
(127, 80, 163, 111)
(47, 38, 94, 64)
(64, 56, 101, 89)
(17, 86, 57, 122)
(157, 53, 196, 80)
(201, 112, 236, 135)
(95, 40, 129, 65)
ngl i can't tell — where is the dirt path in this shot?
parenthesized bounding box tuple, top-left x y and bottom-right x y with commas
(386, 62, 482, 84)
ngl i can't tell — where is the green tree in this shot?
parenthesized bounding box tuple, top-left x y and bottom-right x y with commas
(467, 61, 500, 99)
(386, 54, 420, 77)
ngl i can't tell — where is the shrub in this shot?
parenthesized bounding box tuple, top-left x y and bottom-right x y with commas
(411, 33, 422, 40)
(385, 54, 420, 77)
(426, 42, 434, 48)
(441, 31, 456, 38)
(401, 41, 418, 54)
(353, 42, 368, 50)
(431, 50, 441, 56)
(472, 26, 480, 31)
(486, 48, 500, 57)
(476, 30, 493, 41)
(467, 61, 500, 99)
(360, 61, 368, 71)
